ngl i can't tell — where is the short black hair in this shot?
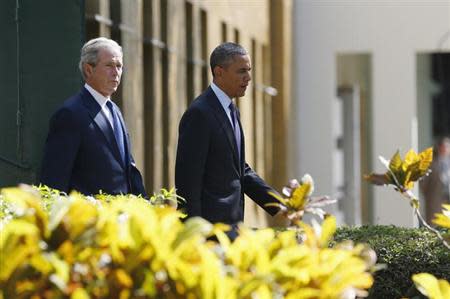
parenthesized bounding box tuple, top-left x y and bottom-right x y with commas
(209, 42, 248, 77)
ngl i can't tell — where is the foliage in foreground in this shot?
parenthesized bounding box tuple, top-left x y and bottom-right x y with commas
(413, 273, 450, 299)
(0, 185, 375, 299)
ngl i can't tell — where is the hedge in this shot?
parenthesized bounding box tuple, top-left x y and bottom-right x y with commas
(333, 225, 450, 298)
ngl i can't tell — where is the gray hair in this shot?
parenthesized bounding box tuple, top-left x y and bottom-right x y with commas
(79, 37, 122, 80)
(209, 42, 248, 77)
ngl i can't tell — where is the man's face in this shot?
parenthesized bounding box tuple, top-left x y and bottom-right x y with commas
(84, 47, 123, 97)
(215, 54, 252, 99)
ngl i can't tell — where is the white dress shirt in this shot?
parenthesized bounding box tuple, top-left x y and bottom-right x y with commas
(84, 83, 115, 130)
(211, 82, 235, 127)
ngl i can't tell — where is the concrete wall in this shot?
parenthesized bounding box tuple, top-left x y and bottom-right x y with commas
(194, 0, 270, 45)
(293, 0, 450, 226)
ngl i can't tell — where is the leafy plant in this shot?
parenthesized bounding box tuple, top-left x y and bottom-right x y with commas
(365, 147, 433, 206)
(0, 185, 375, 299)
(365, 147, 450, 298)
(216, 216, 376, 299)
(149, 187, 185, 206)
(365, 148, 449, 249)
(267, 174, 337, 224)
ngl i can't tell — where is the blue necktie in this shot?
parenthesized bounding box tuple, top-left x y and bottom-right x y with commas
(106, 101, 126, 163)
(229, 102, 241, 159)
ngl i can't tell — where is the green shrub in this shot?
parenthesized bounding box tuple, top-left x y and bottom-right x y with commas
(333, 225, 450, 298)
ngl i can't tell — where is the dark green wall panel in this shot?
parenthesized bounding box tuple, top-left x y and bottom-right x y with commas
(0, 0, 20, 163)
(0, 0, 85, 187)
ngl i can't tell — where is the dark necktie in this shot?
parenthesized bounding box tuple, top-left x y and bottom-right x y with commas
(229, 102, 241, 159)
(106, 101, 126, 163)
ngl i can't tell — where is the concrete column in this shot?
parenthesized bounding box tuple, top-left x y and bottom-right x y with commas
(253, 41, 270, 226)
(191, 5, 203, 97)
(99, 0, 111, 37)
(253, 42, 266, 178)
(121, 0, 145, 177)
(143, 0, 164, 192)
(85, 0, 111, 37)
(270, 0, 292, 191)
(166, 0, 186, 188)
(263, 44, 274, 185)
(239, 35, 259, 228)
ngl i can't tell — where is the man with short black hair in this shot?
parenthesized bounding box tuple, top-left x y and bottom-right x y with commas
(175, 42, 279, 240)
(40, 37, 146, 197)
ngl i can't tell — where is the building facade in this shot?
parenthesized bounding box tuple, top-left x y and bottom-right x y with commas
(292, 0, 450, 226)
(1, 0, 293, 228)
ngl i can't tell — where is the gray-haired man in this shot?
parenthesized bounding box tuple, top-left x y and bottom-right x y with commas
(40, 37, 146, 197)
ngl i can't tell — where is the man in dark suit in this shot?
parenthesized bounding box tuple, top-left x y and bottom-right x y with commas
(175, 42, 280, 239)
(40, 37, 146, 197)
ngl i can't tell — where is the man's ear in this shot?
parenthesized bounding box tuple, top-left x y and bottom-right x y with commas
(84, 63, 94, 78)
(213, 65, 222, 78)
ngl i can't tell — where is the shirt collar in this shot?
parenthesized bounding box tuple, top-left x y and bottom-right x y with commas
(211, 82, 233, 112)
(84, 83, 110, 107)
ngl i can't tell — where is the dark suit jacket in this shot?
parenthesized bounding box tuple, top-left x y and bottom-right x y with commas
(175, 86, 278, 237)
(40, 87, 146, 197)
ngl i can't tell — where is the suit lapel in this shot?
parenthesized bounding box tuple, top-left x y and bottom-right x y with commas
(204, 87, 241, 169)
(80, 88, 125, 168)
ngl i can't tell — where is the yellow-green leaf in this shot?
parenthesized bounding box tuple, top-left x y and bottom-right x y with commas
(413, 273, 449, 299)
(71, 288, 91, 299)
(433, 204, 450, 229)
(389, 151, 402, 173)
